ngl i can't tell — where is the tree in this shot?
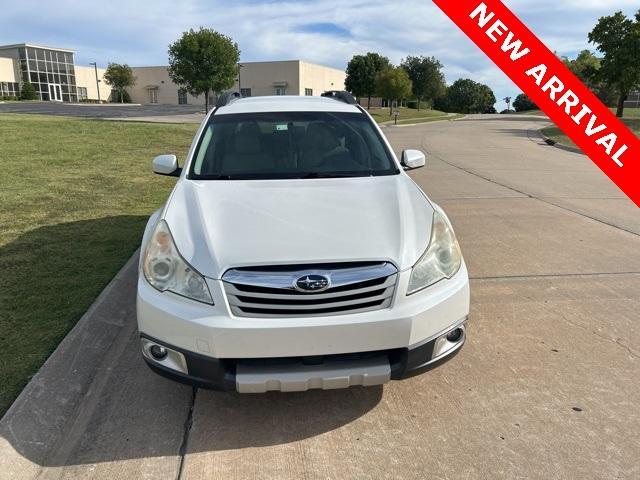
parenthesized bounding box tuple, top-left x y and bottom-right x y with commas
(562, 50, 600, 81)
(104, 63, 136, 104)
(503, 96, 512, 111)
(345, 52, 390, 109)
(513, 93, 537, 112)
(446, 79, 479, 113)
(376, 67, 413, 115)
(168, 28, 240, 113)
(400, 56, 446, 111)
(443, 79, 496, 114)
(19, 82, 37, 100)
(111, 90, 132, 103)
(589, 10, 640, 117)
(562, 50, 617, 107)
(478, 84, 497, 112)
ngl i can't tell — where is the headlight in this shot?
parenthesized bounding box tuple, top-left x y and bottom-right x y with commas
(142, 220, 213, 304)
(407, 209, 462, 295)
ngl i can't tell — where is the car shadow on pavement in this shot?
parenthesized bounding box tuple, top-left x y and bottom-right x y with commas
(188, 385, 384, 451)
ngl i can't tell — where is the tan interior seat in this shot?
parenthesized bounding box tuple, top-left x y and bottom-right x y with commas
(221, 122, 275, 174)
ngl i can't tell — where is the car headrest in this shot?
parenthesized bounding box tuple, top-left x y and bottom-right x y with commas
(304, 123, 340, 152)
(235, 122, 262, 155)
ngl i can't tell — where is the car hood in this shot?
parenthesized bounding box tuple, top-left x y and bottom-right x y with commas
(163, 175, 434, 278)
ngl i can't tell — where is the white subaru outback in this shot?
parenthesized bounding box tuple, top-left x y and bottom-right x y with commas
(137, 91, 469, 393)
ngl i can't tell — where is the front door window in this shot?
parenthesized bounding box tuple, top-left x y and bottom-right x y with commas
(149, 89, 158, 104)
(48, 83, 63, 102)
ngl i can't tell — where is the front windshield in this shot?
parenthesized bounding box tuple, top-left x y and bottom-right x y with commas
(189, 111, 399, 180)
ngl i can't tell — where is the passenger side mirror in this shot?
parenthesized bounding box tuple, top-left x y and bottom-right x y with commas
(152, 154, 182, 177)
(401, 150, 426, 170)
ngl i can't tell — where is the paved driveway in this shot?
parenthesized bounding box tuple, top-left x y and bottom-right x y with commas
(1, 115, 638, 480)
(0, 102, 205, 122)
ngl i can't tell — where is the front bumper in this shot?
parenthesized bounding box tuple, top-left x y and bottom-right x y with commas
(137, 262, 470, 391)
(137, 263, 470, 359)
(141, 319, 467, 392)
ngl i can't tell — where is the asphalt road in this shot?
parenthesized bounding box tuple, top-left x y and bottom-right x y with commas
(0, 102, 205, 122)
(1, 115, 639, 480)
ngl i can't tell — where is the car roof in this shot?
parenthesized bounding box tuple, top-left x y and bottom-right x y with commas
(214, 95, 362, 115)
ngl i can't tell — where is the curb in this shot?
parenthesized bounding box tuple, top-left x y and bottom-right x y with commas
(0, 251, 140, 479)
(379, 117, 448, 127)
(538, 128, 584, 155)
(69, 103, 143, 107)
(380, 115, 467, 128)
(379, 112, 460, 127)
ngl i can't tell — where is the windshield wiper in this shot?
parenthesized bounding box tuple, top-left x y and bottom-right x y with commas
(298, 172, 363, 179)
(205, 174, 237, 180)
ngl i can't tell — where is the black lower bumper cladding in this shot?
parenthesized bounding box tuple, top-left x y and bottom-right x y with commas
(141, 331, 465, 391)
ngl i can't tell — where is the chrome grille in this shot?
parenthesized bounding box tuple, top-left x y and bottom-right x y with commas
(222, 262, 398, 318)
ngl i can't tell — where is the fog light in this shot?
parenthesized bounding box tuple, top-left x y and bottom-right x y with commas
(150, 344, 168, 360)
(446, 328, 463, 343)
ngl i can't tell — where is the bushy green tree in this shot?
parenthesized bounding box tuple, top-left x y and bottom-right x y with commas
(478, 84, 497, 112)
(104, 63, 136, 104)
(445, 79, 476, 113)
(400, 56, 446, 110)
(562, 50, 600, 81)
(376, 67, 413, 115)
(168, 28, 240, 113)
(589, 10, 640, 117)
(19, 82, 37, 100)
(562, 50, 617, 107)
(345, 52, 390, 109)
(442, 79, 496, 113)
(513, 93, 537, 112)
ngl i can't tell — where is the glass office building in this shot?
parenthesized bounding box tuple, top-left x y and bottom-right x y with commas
(19, 45, 77, 102)
(0, 43, 79, 102)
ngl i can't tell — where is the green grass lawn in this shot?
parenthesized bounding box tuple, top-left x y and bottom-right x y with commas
(542, 115, 639, 147)
(621, 107, 640, 118)
(367, 107, 450, 124)
(515, 107, 640, 119)
(0, 114, 198, 415)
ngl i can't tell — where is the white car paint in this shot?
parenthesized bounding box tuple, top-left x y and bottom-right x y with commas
(164, 175, 434, 279)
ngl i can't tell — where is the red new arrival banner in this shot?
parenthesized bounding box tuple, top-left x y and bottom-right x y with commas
(433, 0, 640, 207)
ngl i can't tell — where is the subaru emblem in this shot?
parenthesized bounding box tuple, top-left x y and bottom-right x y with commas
(295, 274, 331, 292)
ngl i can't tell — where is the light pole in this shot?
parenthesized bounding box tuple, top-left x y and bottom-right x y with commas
(89, 62, 101, 103)
(237, 63, 244, 95)
(503, 96, 512, 112)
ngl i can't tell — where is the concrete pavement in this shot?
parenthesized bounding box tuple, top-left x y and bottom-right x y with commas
(1, 115, 638, 479)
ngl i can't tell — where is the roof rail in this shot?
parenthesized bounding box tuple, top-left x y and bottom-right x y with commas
(321, 90, 357, 105)
(216, 91, 242, 108)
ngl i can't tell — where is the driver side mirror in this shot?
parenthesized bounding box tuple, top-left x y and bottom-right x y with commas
(152, 154, 182, 177)
(401, 150, 426, 170)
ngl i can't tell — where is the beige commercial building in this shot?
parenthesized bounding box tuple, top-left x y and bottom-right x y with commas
(1, 42, 346, 105)
(129, 60, 346, 105)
